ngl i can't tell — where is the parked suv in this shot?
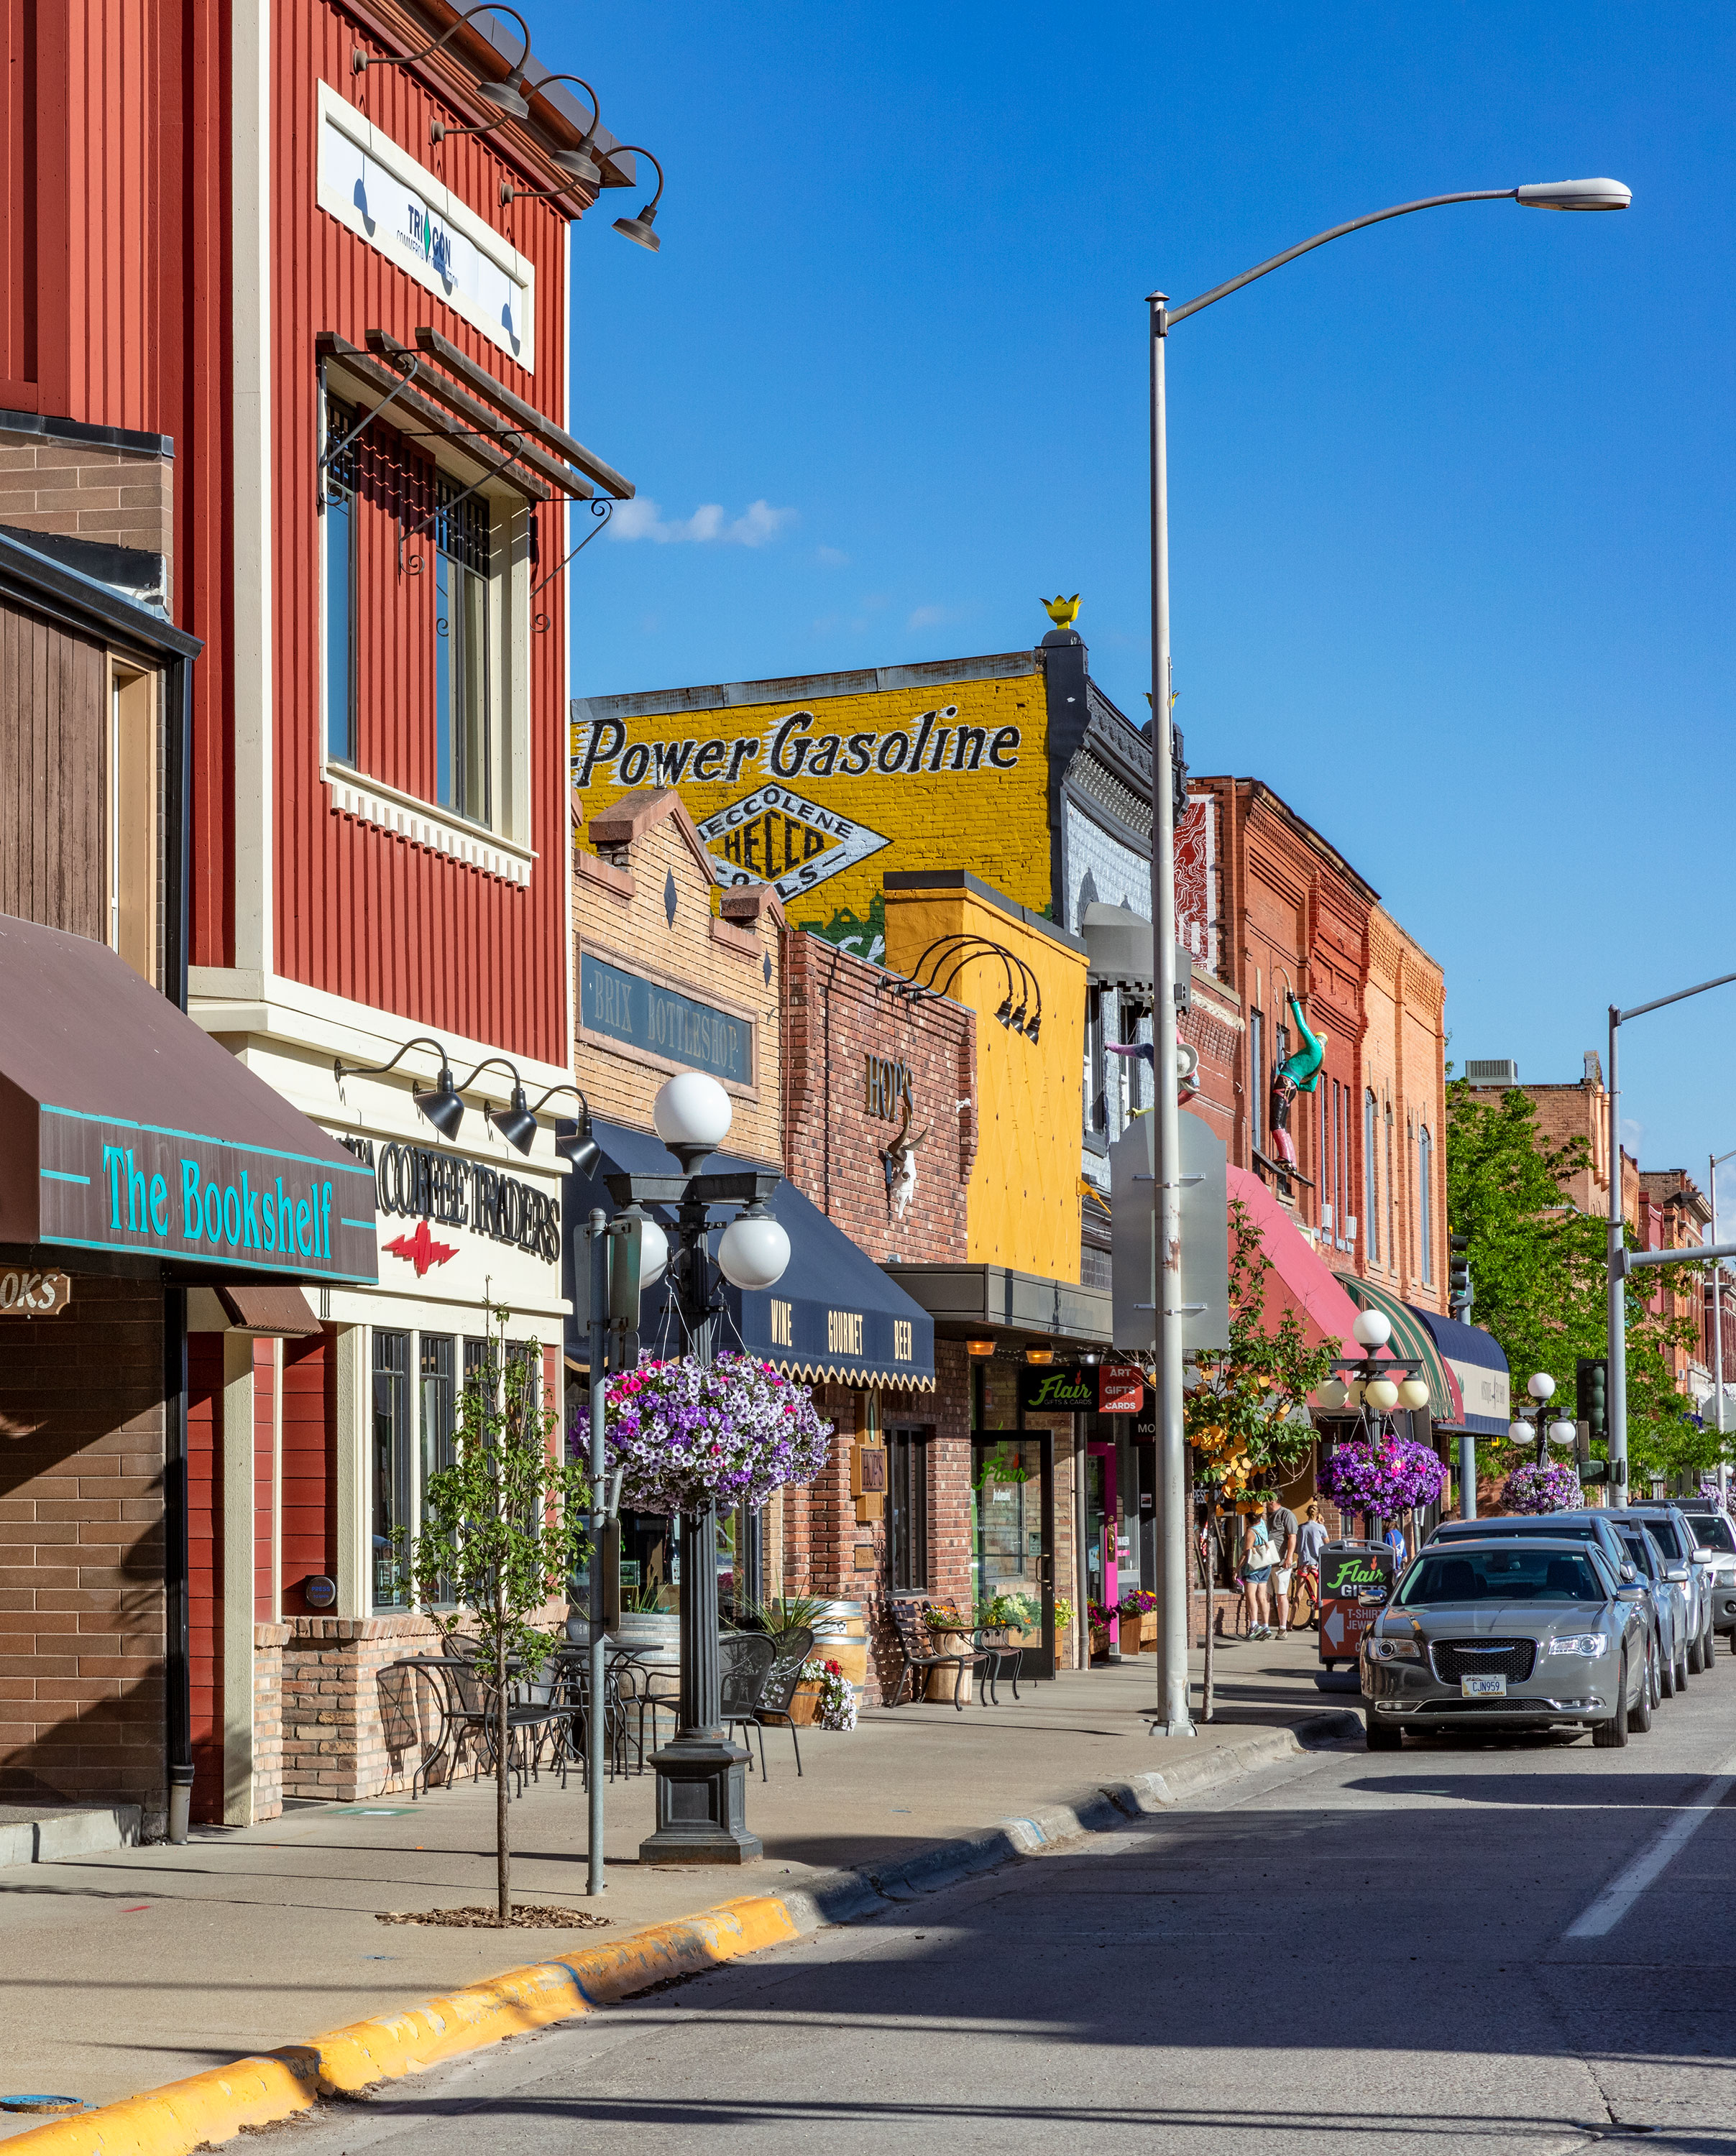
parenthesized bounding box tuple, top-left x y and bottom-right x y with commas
(1673, 1505, 1736, 1647)
(1611, 1506, 1716, 1674)
(1609, 1518, 1691, 1695)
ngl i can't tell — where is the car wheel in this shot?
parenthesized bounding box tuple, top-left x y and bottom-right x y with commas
(1365, 1712, 1403, 1751)
(1676, 1642, 1690, 1691)
(1650, 1639, 1663, 1708)
(1689, 1626, 1705, 1676)
(1627, 1650, 1654, 1734)
(1593, 1653, 1630, 1748)
(1661, 1641, 1676, 1698)
(1704, 1623, 1717, 1670)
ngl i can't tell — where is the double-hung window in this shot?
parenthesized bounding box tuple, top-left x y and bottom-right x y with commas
(1364, 1090, 1379, 1264)
(1418, 1128, 1434, 1283)
(435, 480, 492, 826)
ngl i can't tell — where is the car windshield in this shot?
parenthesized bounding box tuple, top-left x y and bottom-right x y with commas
(1684, 1514, 1736, 1554)
(1436, 1521, 1593, 1543)
(1399, 1549, 1604, 1606)
(1617, 1531, 1661, 1579)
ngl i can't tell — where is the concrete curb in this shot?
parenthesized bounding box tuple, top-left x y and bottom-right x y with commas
(6, 1709, 1359, 2156)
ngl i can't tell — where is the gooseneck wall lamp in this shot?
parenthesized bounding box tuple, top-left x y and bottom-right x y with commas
(901, 935, 1044, 1043)
(481, 73, 605, 187)
(606, 146, 666, 251)
(334, 1036, 467, 1141)
(354, 5, 535, 124)
(525, 1082, 603, 1175)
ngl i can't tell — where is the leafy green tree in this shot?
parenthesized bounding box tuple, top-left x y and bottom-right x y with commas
(1444, 1080, 1714, 1488)
(1185, 1201, 1339, 1715)
(399, 1306, 590, 1921)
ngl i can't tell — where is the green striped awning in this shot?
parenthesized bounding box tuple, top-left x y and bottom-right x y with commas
(1333, 1273, 1461, 1424)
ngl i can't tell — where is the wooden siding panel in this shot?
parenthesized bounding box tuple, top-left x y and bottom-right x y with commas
(0, 602, 107, 940)
(271, 4, 570, 1063)
(279, 1329, 334, 1609)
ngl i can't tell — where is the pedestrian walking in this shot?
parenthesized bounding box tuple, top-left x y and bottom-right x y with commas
(1240, 1509, 1275, 1638)
(1265, 1496, 1300, 1636)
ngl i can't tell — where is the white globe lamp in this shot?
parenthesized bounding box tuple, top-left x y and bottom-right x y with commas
(1509, 1418, 1533, 1445)
(1351, 1309, 1392, 1350)
(1548, 1417, 1577, 1450)
(1397, 1378, 1431, 1411)
(637, 1215, 669, 1288)
(1317, 1378, 1349, 1412)
(1527, 1371, 1557, 1404)
(653, 1070, 734, 1161)
(1365, 1378, 1400, 1412)
(717, 1204, 791, 1291)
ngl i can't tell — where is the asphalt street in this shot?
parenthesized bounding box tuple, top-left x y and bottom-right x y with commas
(269, 1654, 1736, 2156)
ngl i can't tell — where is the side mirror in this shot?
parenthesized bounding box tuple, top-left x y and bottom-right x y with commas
(1663, 1565, 1690, 1584)
(1615, 1584, 1648, 1602)
(1694, 1547, 1714, 1565)
(1620, 1562, 1637, 1582)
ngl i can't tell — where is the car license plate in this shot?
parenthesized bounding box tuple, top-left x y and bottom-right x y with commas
(1461, 1674, 1506, 1697)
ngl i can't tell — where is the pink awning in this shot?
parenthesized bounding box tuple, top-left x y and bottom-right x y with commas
(1225, 1162, 1382, 1360)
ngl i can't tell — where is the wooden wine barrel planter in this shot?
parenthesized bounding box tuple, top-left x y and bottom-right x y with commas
(810, 1599, 870, 1699)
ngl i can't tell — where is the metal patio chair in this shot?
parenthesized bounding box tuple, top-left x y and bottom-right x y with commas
(739, 1626, 816, 1779)
(720, 1633, 777, 1769)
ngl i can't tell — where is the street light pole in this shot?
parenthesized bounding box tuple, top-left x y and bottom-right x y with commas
(1145, 175, 1629, 1735)
(1711, 1148, 1735, 1500)
(1604, 968, 1736, 1487)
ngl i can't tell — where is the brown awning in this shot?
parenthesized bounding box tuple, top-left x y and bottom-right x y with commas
(216, 1285, 322, 1336)
(0, 913, 377, 1286)
(316, 334, 552, 502)
(363, 330, 600, 502)
(413, 325, 635, 500)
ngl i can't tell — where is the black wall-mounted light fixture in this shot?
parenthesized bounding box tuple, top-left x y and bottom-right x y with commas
(525, 1082, 602, 1175)
(902, 934, 1044, 1044)
(354, 4, 535, 124)
(455, 1056, 542, 1155)
(334, 1035, 466, 1141)
(607, 145, 665, 250)
(478, 72, 603, 184)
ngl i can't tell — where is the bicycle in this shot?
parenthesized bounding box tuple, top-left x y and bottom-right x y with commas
(1289, 1562, 1319, 1631)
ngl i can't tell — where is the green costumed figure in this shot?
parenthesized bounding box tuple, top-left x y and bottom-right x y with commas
(1269, 995, 1326, 1167)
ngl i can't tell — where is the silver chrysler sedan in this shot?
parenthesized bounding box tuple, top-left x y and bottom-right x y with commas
(1361, 1538, 1653, 1751)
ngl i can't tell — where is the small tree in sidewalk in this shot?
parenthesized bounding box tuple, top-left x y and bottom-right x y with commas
(399, 1304, 590, 1922)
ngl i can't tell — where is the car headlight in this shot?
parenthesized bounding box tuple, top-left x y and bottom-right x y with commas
(1366, 1637, 1421, 1661)
(1546, 1634, 1609, 1658)
(1716, 1567, 1736, 1588)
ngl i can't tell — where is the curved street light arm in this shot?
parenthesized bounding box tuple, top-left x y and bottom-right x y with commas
(609, 144, 665, 213)
(333, 1034, 451, 1086)
(527, 1081, 592, 1118)
(454, 1054, 525, 1098)
(354, 4, 531, 80)
(1161, 190, 1517, 327)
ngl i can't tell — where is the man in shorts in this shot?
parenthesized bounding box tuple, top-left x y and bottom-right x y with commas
(1265, 1496, 1300, 1637)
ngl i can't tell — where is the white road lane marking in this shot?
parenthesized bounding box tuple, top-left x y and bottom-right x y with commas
(1563, 1745, 1736, 1938)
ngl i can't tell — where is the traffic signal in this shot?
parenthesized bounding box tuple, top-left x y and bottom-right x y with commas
(1448, 1234, 1472, 1317)
(1576, 1355, 1608, 1437)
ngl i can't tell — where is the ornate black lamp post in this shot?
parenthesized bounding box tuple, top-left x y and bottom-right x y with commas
(606, 1074, 789, 1865)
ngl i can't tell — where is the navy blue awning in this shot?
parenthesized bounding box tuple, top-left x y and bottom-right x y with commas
(562, 1119, 934, 1390)
(1410, 1305, 1512, 1436)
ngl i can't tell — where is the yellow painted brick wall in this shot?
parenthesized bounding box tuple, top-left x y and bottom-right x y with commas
(573, 814, 783, 1165)
(882, 885, 1086, 1283)
(572, 672, 1050, 942)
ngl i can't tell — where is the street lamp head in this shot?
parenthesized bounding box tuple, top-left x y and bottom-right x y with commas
(635, 1212, 670, 1288)
(1365, 1378, 1400, 1412)
(653, 1071, 732, 1154)
(1548, 1418, 1579, 1449)
(413, 1064, 465, 1141)
(1510, 1417, 1535, 1445)
(1528, 1371, 1557, 1402)
(486, 1084, 539, 1156)
(1351, 1309, 1392, 1350)
(1515, 178, 1631, 212)
(1397, 1378, 1431, 1411)
(716, 1204, 791, 1291)
(1317, 1378, 1349, 1412)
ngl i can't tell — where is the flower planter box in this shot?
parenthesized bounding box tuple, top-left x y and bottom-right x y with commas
(1117, 1616, 1141, 1654)
(787, 1681, 822, 1727)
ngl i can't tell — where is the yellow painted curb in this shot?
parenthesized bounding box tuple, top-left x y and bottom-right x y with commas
(5, 1895, 802, 2156)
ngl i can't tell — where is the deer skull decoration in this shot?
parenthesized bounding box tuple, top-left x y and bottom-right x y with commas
(879, 1095, 930, 1225)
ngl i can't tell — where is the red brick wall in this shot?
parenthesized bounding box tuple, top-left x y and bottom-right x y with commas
(782, 932, 975, 1262)
(185, 1332, 223, 1823)
(280, 1615, 444, 1802)
(280, 1330, 334, 1611)
(0, 1278, 167, 1827)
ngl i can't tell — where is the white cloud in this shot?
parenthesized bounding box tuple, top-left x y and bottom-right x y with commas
(906, 604, 954, 631)
(817, 545, 850, 566)
(609, 497, 796, 547)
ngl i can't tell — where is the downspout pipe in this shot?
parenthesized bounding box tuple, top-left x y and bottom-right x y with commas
(164, 649, 195, 1843)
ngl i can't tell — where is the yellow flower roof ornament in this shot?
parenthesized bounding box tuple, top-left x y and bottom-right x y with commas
(1042, 594, 1080, 630)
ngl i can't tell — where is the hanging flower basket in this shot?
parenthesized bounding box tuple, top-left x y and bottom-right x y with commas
(1501, 1460, 1581, 1515)
(577, 1352, 833, 1514)
(1318, 1436, 1446, 1520)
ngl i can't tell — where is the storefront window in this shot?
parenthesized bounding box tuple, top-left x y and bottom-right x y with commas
(372, 1330, 411, 1610)
(970, 1434, 1054, 1673)
(435, 481, 491, 828)
(887, 1429, 929, 1591)
(420, 1335, 456, 1607)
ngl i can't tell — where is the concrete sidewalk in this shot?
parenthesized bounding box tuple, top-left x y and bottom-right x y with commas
(0, 1635, 1347, 2126)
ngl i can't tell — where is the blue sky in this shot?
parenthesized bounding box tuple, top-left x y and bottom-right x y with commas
(546, 2, 1734, 1207)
